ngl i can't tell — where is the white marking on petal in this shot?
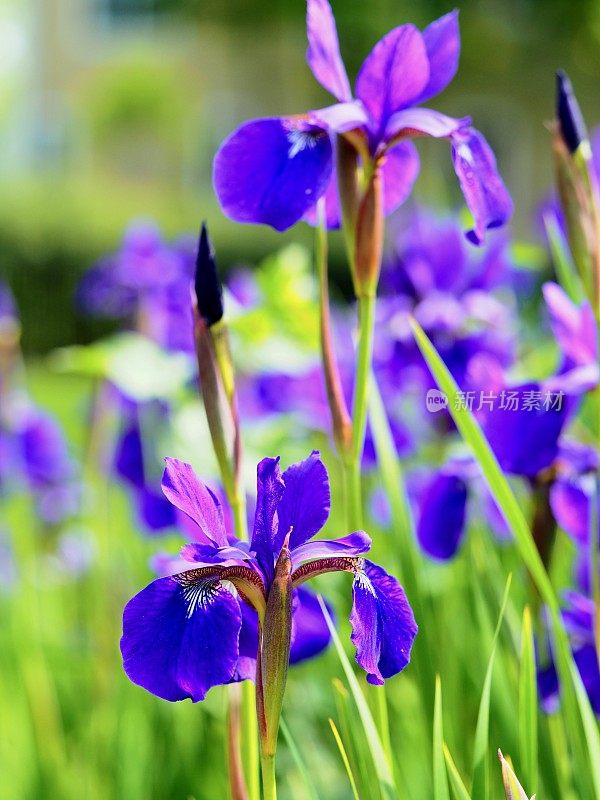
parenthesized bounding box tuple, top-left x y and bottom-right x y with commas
(352, 558, 376, 596)
(287, 129, 319, 159)
(175, 575, 223, 618)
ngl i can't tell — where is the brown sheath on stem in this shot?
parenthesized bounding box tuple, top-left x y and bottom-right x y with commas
(354, 164, 384, 299)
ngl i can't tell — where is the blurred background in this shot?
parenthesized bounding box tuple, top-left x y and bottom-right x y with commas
(1, 0, 600, 350)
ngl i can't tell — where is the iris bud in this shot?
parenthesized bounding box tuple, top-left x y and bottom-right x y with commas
(195, 222, 224, 328)
(258, 537, 293, 759)
(556, 71, 588, 155)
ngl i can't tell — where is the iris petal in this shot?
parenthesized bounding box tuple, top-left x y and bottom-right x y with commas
(162, 458, 228, 547)
(121, 573, 242, 702)
(291, 531, 371, 567)
(306, 0, 352, 101)
(290, 587, 333, 663)
(250, 457, 285, 583)
(450, 128, 513, 245)
(275, 450, 331, 551)
(416, 10, 461, 104)
(350, 560, 417, 685)
(417, 471, 468, 560)
(355, 24, 430, 129)
(213, 117, 333, 232)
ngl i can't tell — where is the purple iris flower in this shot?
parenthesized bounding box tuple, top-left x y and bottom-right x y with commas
(0, 402, 78, 525)
(549, 440, 599, 593)
(114, 399, 177, 534)
(415, 456, 507, 560)
(475, 283, 598, 477)
(214, 1, 512, 243)
(121, 451, 417, 700)
(0, 280, 17, 321)
(538, 591, 600, 715)
(78, 221, 195, 353)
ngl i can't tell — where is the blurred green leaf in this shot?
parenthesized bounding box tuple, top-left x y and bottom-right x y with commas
(518, 607, 538, 794)
(318, 597, 396, 800)
(471, 575, 512, 800)
(433, 676, 450, 800)
(443, 744, 473, 800)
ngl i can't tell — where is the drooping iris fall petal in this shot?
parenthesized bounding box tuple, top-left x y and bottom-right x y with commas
(213, 117, 333, 232)
(350, 560, 418, 685)
(451, 128, 513, 245)
(121, 573, 242, 702)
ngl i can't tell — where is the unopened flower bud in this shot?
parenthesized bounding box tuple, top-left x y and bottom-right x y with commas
(195, 222, 224, 327)
(556, 71, 588, 155)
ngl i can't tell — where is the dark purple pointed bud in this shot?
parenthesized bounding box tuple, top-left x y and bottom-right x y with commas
(195, 222, 224, 327)
(556, 71, 588, 154)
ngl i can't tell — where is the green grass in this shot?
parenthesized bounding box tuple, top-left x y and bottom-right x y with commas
(0, 361, 597, 800)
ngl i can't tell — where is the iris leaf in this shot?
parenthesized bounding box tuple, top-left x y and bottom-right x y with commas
(471, 575, 512, 800)
(411, 317, 600, 800)
(318, 596, 396, 800)
(434, 676, 450, 800)
(518, 607, 538, 795)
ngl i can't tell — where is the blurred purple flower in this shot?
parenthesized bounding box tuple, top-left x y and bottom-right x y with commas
(538, 591, 600, 715)
(214, 2, 512, 243)
(78, 221, 195, 353)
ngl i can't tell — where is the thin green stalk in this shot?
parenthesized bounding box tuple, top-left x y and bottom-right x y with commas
(260, 754, 277, 800)
(348, 293, 376, 530)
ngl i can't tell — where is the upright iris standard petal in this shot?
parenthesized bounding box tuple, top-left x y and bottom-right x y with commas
(162, 458, 228, 547)
(275, 450, 331, 551)
(213, 117, 333, 232)
(543, 282, 597, 369)
(417, 471, 468, 559)
(290, 587, 332, 663)
(355, 24, 430, 130)
(251, 457, 285, 581)
(306, 0, 351, 101)
(451, 128, 513, 244)
(350, 560, 418, 685)
(416, 10, 460, 104)
(550, 478, 592, 544)
(121, 573, 242, 702)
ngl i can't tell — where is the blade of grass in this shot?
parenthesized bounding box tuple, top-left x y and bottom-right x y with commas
(443, 744, 473, 800)
(518, 607, 538, 795)
(411, 317, 600, 799)
(329, 719, 361, 800)
(471, 575, 512, 800)
(434, 676, 450, 800)
(280, 718, 320, 800)
(318, 596, 396, 800)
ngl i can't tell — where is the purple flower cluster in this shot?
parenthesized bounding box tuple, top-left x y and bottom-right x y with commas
(78, 221, 196, 354)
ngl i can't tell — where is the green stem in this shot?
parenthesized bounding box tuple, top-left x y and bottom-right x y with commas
(347, 292, 377, 530)
(260, 754, 277, 800)
(242, 682, 260, 800)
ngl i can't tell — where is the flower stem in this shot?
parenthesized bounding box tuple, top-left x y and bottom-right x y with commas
(260, 754, 277, 800)
(347, 292, 377, 530)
